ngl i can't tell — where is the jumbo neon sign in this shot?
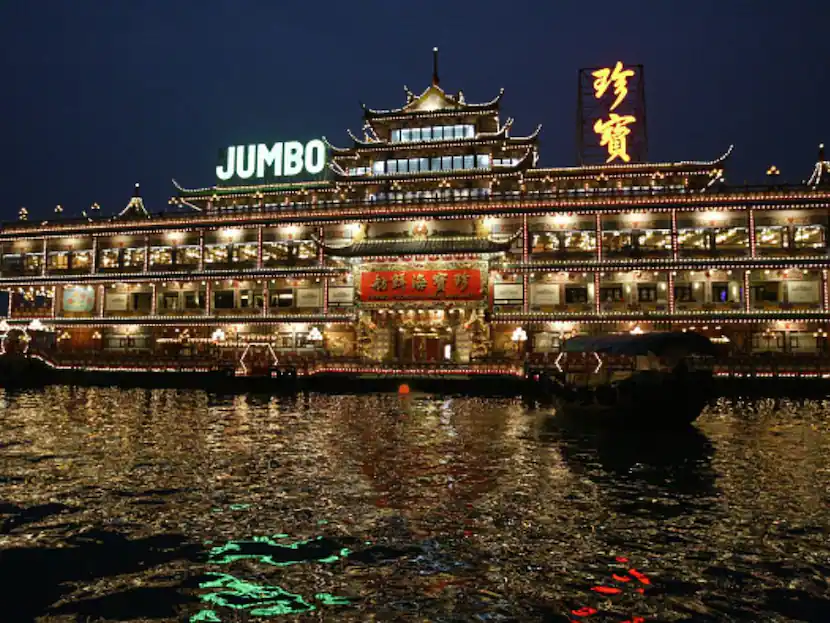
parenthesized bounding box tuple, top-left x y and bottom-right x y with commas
(216, 139, 327, 183)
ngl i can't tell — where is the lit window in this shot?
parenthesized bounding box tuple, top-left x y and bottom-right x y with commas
(421, 127, 432, 141)
(372, 161, 384, 174)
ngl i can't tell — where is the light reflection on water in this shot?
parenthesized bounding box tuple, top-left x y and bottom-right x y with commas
(1, 387, 829, 621)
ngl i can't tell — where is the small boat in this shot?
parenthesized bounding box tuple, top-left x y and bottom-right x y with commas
(540, 332, 717, 426)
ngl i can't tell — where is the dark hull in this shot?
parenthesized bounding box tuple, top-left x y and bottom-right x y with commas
(548, 370, 714, 426)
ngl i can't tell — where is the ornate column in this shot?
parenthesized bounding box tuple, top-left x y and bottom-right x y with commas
(668, 271, 676, 314)
(323, 277, 330, 314)
(198, 230, 205, 271)
(595, 213, 603, 262)
(318, 226, 325, 266)
(262, 282, 268, 318)
(743, 270, 751, 312)
(822, 269, 829, 311)
(205, 282, 212, 316)
(257, 227, 264, 270)
(91, 237, 99, 274)
(41, 239, 48, 276)
(594, 272, 601, 314)
(670, 209, 679, 261)
(143, 235, 150, 272)
(748, 208, 757, 257)
(151, 283, 158, 316)
(97, 285, 105, 317)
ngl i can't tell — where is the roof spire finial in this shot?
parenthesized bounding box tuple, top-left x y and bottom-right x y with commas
(820, 142, 826, 162)
(133, 182, 141, 198)
(432, 47, 439, 87)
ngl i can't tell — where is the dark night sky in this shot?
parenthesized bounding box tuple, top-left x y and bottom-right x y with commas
(1, 1, 828, 221)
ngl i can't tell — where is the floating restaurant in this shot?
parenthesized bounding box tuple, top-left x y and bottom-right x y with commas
(1, 52, 830, 380)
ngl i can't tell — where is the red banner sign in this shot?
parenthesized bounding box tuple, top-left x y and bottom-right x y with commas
(360, 269, 482, 301)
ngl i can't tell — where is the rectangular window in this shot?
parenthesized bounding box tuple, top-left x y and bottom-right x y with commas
(463, 155, 474, 169)
(401, 129, 411, 142)
(637, 230, 672, 251)
(565, 286, 588, 304)
(477, 154, 490, 168)
(213, 291, 235, 309)
(204, 244, 229, 264)
(162, 293, 179, 310)
(184, 293, 203, 309)
(372, 161, 385, 174)
(599, 286, 624, 302)
(100, 248, 120, 269)
(431, 157, 441, 171)
(756, 226, 787, 248)
(712, 282, 729, 303)
(563, 231, 597, 251)
(419, 157, 429, 172)
(433, 126, 443, 140)
(453, 125, 464, 139)
(178, 246, 200, 265)
(603, 231, 634, 253)
(441, 156, 452, 170)
(391, 129, 400, 143)
(271, 289, 293, 308)
(398, 159, 408, 173)
(233, 243, 257, 264)
(408, 158, 419, 173)
(673, 284, 698, 303)
(637, 284, 658, 303)
(239, 291, 251, 308)
(123, 248, 144, 268)
(752, 283, 779, 302)
(715, 227, 748, 249)
(465, 125, 475, 138)
(421, 127, 432, 141)
(794, 225, 824, 248)
(452, 155, 463, 169)
(387, 160, 397, 174)
(678, 229, 709, 250)
(411, 128, 421, 142)
(48, 252, 69, 270)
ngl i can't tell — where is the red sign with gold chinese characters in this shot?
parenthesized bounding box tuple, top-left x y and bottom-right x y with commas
(360, 269, 482, 301)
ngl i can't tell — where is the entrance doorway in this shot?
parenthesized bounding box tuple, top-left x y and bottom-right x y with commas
(412, 334, 441, 362)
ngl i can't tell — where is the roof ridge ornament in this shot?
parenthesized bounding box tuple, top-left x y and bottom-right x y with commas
(432, 47, 439, 87)
(117, 182, 150, 219)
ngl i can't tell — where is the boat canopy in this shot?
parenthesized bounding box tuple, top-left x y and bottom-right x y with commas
(562, 332, 718, 357)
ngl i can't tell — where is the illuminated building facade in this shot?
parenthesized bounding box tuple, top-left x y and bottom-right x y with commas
(2, 57, 830, 376)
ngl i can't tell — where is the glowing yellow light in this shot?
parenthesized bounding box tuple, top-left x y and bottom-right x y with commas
(593, 113, 637, 163)
(592, 61, 635, 111)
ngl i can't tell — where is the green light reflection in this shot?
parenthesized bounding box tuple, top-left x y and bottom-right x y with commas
(192, 535, 353, 621)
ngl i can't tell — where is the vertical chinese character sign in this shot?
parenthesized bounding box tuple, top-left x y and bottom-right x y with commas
(577, 62, 647, 165)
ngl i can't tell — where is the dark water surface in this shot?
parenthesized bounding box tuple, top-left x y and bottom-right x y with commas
(1, 388, 829, 622)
